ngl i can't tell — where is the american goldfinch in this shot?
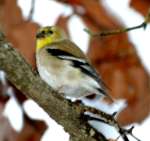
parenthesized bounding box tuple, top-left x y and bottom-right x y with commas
(36, 26, 110, 99)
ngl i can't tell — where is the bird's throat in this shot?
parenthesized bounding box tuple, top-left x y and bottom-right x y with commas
(36, 37, 52, 51)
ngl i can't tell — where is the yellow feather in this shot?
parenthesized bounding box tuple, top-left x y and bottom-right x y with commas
(36, 36, 52, 51)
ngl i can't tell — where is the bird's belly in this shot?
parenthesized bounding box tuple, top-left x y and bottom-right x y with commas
(36, 55, 100, 98)
(37, 56, 81, 88)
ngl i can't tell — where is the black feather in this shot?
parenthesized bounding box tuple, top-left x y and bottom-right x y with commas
(47, 48, 74, 57)
(71, 60, 98, 83)
(46, 49, 98, 81)
(46, 48, 109, 96)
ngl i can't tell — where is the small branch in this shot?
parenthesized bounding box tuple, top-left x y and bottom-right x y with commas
(84, 22, 146, 37)
(85, 8, 150, 37)
(28, 0, 35, 21)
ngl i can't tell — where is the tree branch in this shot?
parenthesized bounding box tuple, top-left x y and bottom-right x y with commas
(84, 8, 150, 37)
(0, 32, 109, 141)
(28, 0, 35, 21)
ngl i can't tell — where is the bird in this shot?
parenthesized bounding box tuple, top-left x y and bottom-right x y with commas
(35, 26, 111, 100)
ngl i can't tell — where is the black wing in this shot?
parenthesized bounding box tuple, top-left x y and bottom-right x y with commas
(71, 59, 108, 96)
(46, 48, 99, 81)
(47, 48, 108, 96)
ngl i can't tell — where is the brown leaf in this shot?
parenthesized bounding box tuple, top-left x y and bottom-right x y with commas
(58, 0, 120, 28)
(0, 0, 24, 32)
(57, 0, 81, 5)
(0, 78, 47, 141)
(16, 114, 47, 141)
(0, 103, 18, 141)
(130, 0, 150, 16)
(117, 67, 150, 125)
(7, 21, 39, 68)
(0, 102, 47, 141)
(0, 0, 40, 68)
(55, 15, 70, 37)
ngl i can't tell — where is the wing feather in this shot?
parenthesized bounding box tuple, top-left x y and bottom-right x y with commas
(46, 48, 109, 96)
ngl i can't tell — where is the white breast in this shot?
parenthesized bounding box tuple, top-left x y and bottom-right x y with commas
(36, 49, 103, 99)
(36, 52, 81, 88)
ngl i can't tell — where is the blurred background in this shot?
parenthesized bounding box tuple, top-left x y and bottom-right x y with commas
(0, 0, 150, 141)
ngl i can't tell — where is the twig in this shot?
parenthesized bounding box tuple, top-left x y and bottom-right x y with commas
(84, 22, 146, 37)
(28, 0, 35, 21)
(84, 8, 150, 37)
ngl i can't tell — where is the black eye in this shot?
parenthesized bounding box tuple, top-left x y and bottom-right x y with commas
(48, 30, 53, 34)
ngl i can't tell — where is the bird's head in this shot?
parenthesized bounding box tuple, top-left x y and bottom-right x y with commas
(36, 26, 67, 51)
